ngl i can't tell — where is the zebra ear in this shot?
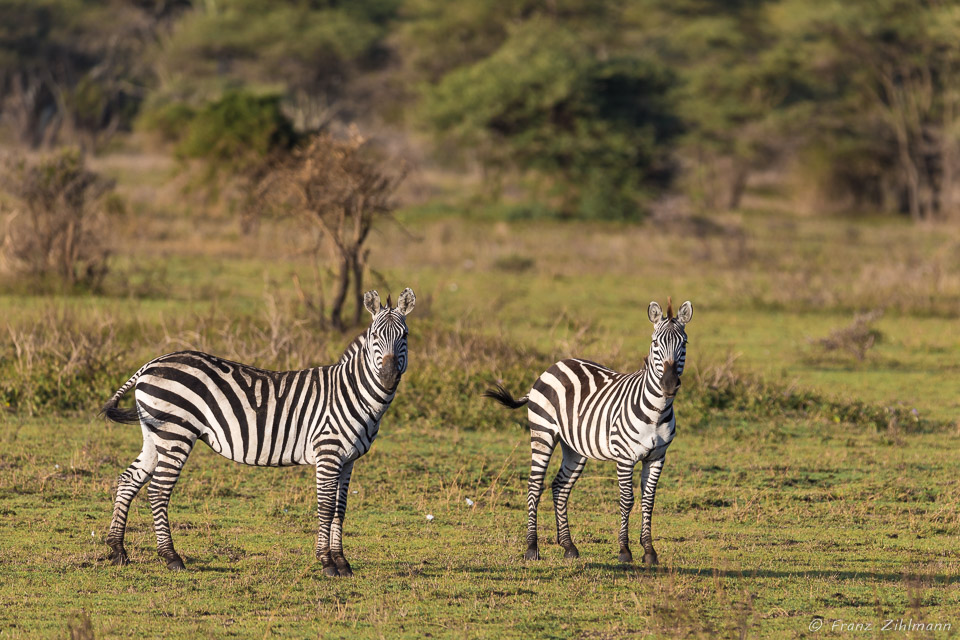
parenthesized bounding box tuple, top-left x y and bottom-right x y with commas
(647, 301, 662, 324)
(677, 300, 693, 324)
(397, 288, 416, 316)
(363, 290, 381, 316)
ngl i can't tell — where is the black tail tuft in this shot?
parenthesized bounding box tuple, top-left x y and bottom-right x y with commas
(482, 384, 529, 409)
(102, 406, 140, 424)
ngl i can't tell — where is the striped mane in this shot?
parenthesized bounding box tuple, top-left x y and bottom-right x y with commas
(338, 332, 367, 364)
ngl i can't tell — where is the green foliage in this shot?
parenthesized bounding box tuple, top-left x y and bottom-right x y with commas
(771, 0, 960, 218)
(134, 101, 196, 143)
(177, 91, 296, 164)
(6, 0, 960, 220)
(139, 90, 300, 176)
(683, 366, 927, 433)
(423, 23, 680, 219)
(0, 353, 122, 415)
(156, 0, 399, 97)
(400, 0, 625, 80)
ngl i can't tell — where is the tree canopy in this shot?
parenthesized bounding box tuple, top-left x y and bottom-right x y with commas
(2, 0, 960, 220)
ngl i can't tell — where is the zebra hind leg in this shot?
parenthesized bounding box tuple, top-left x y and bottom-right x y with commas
(525, 427, 559, 560)
(147, 435, 195, 571)
(106, 436, 158, 565)
(551, 443, 587, 559)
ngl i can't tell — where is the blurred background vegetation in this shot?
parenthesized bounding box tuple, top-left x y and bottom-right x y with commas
(1, 0, 959, 422)
(3, 0, 960, 222)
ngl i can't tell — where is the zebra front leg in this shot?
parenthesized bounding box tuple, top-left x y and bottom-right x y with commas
(314, 451, 342, 577)
(329, 460, 355, 577)
(525, 427, 559, 560)
(106, 440, 158, 565)
(615, 462, 636, 563)
(551, 443, 587, 559)
(639, 457, 665, 566)
(147, 441, 193, 570)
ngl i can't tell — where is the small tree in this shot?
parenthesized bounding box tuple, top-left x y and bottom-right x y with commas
(0, 150, 115, 290)
(254, 131, 404, 331)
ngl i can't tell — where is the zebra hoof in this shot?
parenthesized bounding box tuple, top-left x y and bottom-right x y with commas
(618, 550, 633, 564)
(165, 558, 186, 571)
(107, 546, 129, 566)
(562, 545, 580, 559)
(322, 565, 340, 577)
(333, 557, 353, 577)
(524, 547, 540, 561)
(643, 552, 659, 567)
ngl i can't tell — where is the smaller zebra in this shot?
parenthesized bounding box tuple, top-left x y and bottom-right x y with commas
(485, 298, 692, 565)
(100, 288, 415, 576)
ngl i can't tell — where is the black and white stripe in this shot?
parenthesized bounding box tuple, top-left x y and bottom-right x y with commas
(485, 298, 692, 565)
(102, 288, 415, 577)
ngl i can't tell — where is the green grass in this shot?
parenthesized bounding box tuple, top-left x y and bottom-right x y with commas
(3, 174, 960, 637)
(2, 410, 959, 638)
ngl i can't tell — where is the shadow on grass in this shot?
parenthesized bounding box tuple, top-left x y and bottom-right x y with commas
(578, 563, 960, 584)
(426, 559, 960, 586)
(89, 556, 239, 573)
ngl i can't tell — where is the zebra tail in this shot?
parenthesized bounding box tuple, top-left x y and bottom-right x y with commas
(99, 367, 146, 424)
(482, 384, 529, 410)
(103, 406, 140, 424)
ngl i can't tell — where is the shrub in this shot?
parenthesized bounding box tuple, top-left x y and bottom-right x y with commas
(176, 91, 297, 169)
(136, 101, 197, 143)
(811, 310, 884, 362)
(251, 131, 405, 330)
(0, 150, 115, 290)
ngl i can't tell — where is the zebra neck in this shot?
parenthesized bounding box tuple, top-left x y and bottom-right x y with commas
(337, 332, 367, 364)
(338, 349, 398, 418)
(630, 367, 674, 424)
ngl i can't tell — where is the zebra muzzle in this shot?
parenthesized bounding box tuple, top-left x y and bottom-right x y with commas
(380, 355, 399, 389)
(661, 361, 681, 397)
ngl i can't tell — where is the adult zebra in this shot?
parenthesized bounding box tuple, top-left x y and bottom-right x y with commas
(101, 288, 415, 577)
(485, 298, 692, 565)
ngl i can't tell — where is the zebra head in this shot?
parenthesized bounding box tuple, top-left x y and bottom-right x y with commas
(646, 298, 693, 399)
(362, 288, 416, 390)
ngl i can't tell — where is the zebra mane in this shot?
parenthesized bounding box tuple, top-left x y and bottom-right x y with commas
(337, 332, 367, 364)
(666, 296, 673, 319)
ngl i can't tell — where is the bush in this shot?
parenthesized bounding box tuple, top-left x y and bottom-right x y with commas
(136, 101, 197, 143)
(0, 150, 115, 291)
(810, 310, 884, 362)
(176, 91, 297, 168)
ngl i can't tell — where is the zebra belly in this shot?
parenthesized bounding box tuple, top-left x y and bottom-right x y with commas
(558, 420, 619, 461)
(528, 384, 619, 461)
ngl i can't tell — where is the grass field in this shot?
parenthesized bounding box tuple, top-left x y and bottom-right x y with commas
(2, 169, 960, 637)
(2, 410, 959, 638)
